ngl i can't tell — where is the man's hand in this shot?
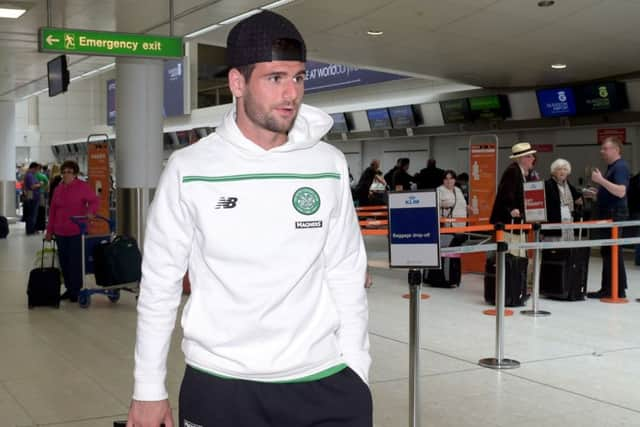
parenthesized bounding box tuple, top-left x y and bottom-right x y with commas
(510, 208, 521, 218)
(127, 399, 173, 427)
(591, 168, 603, 185)
(45, 233, 53, 241)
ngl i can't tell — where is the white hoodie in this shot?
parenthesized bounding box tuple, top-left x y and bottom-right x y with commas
(133, 104, 370, 401)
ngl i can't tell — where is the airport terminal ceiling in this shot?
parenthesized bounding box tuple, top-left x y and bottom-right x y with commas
(2, 0, 640, 101)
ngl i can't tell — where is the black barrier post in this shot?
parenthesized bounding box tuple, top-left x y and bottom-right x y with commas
(522, 223, 551, 317)
(479, 223, 520, 369)
(408, 268, 422, 427)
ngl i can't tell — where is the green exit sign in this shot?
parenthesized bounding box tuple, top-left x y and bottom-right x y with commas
(39, 27, 183, 59)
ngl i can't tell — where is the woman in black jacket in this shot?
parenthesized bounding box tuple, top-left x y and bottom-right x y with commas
(543, 158, 583, 240)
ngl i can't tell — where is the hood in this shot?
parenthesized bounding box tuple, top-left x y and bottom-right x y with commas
(215, 103, 333, 155)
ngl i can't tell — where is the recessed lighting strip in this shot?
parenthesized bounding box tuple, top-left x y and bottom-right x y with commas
(184, 0, 297, 39)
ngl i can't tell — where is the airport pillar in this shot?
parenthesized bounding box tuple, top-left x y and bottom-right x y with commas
(0, 101, 17, 218)
(114, 58, 163, 246)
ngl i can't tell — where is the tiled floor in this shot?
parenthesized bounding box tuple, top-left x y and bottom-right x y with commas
(1, 224, 639, 426)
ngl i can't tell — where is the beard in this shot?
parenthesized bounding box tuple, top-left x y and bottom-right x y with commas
(242, 91, 298, 134)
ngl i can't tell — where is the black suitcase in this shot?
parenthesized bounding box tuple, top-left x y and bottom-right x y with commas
(0, 215, 8, 238)
(540, 247, 590, 300)
(27, 240, 61, 308)
(423, 256, 461, 287)
(484, 254, 528, 307)
(93, 235, 142, 286)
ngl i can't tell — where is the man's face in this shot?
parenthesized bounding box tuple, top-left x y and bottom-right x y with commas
(517, 154, 536, 171)
(238, 61, 305, 135)
(600, 141, 619, 163)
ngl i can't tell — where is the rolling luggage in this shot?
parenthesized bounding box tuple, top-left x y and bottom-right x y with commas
(424, 255, 461, 288)
(27, 240, 61, 309)
(0, 215, 8, 238)
(93, 235, 142, 287)
(539, 247, 589, 300)
(484, 253, 528, 307)
(540, 223, 589, 300)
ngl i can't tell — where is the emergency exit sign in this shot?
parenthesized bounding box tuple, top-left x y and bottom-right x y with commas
(39, 27, 183, 59)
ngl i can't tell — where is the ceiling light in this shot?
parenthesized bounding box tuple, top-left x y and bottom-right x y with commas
(218, 9, 261, 25)
(551, 63, 567, 69)
(0, 6, 27, 18)
(184, 24, 221, 39)
(537, 1, 555, 7)
(260, 0, 296, 10)
(367, 30, 384, 36)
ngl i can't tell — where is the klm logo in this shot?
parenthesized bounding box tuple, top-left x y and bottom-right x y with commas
(405, 196, 420, 205)
(215, 197, 238, 209)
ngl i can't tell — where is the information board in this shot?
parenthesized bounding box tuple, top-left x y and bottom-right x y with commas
(388, 191, 440, 268)
(524, 181, 546, 223)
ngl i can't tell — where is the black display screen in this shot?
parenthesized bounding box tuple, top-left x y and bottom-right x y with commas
(468, 95, 511, 120)
(366, 108, 392, 130)
(574, 82, 628, 114)
(329, 113, 350, 133)
(388, 105, 416, 128)
(47, 55, 70, 97)
(440, 99, 471, 123)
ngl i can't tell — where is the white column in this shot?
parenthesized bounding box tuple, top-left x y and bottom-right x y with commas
(115, 58, 163, 243)
(0, 101, 17, 218)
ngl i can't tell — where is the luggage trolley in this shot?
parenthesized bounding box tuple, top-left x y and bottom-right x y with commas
(71, 215, 140, 308)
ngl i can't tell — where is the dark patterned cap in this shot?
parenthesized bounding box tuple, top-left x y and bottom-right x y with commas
(226, 10, 306, 68)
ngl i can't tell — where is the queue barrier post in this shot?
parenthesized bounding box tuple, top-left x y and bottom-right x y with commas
(601, 225, 628, 304)
(521, 223, 551, 317)
(407, 268, 422, 427)
(479, 223, 520, 370)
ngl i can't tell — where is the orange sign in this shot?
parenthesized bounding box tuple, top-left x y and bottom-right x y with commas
(469, 142, 497, 223)
(87, 142, 111, 235)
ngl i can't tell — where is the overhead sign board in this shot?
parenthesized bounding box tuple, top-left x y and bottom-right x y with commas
(388, 191, 440, 268)
(39, 27, 183, 59)
(537, 88, 577, 117)
(304, 60, 407, 94)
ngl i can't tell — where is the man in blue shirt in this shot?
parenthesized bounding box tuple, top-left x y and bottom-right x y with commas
(587, 136, 630, 299)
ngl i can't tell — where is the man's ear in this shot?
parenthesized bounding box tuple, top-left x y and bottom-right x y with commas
(228, 69, 245, 98)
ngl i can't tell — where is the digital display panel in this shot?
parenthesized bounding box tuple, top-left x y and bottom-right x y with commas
(468, 95, 511, 120)
(388, 105, 416, 128)
(329, 113, 350, 133)
(537, 88, 577, 117)
(366, 108, 392, 130)
(440, 99, 471, 123)
(574, 82, 628, 114)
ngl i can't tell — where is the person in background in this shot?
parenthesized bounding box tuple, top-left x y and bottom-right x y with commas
(354, 159, 386, 206)
(490, 142, 537, 225)
(587, 136, 630, 299)
(23, 162, 42, 235)
(392, 158, 415, 191)
(416, 158, 444, 189)
(384, 158, 402, 187)
(437, 170, 469, 228)
(542, 158, 583, 241)
(35, 164, 50, 232)
(455, 172, 470, 202)
(45, 160, 99, 302)
(127, 10, 371, 427)
(48, 164, 62, 207)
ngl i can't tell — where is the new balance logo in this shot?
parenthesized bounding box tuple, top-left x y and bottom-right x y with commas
(215, 197, 238, 209)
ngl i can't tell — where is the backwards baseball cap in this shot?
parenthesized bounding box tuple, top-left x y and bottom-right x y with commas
(226, 10, 306, 68)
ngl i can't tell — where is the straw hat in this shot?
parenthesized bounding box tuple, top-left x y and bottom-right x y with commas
(509, 142, 537, 159)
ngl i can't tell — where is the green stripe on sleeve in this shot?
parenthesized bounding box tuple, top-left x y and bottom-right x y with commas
(183, 172, 341, 183)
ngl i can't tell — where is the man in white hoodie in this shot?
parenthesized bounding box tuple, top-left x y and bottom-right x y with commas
(127, 10, 371, 427)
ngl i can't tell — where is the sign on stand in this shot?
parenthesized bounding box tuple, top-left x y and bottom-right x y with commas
(388, 191, 440, 268)
(524, 181, 546, 223)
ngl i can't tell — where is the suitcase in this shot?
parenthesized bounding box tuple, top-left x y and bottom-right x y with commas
(540, 247, 590, 300)
(0, 215, 8, 238)
(423, 256, 461, 287)
(27, 240, 61, 309)
(484, 254, 528, 307)
(93, 235, 142, 286)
